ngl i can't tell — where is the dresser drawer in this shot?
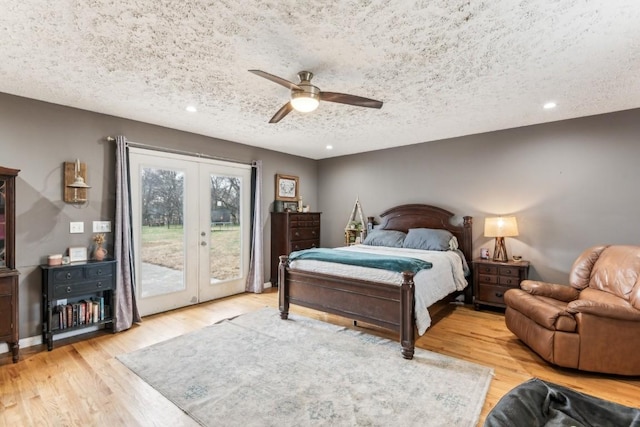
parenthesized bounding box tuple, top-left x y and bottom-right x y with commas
(289, 239, 319, 252)
(290, 214, 320, 227)
(0, 281, 11, 295)
(52, 268, 84, 284)
(290, 227, 319, 241)
(477, 284, 509, 305)
(86, 263, 114, 278)
(54, 279, 113, 299)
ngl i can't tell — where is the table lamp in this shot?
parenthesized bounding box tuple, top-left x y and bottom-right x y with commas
(484, 216, 519, 262)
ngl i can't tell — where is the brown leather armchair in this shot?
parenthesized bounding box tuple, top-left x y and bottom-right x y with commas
(504, 245, 640, 375)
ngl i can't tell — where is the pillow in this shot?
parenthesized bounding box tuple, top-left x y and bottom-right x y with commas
(403, 228, 455, 251)
(362, 229, 406, 248)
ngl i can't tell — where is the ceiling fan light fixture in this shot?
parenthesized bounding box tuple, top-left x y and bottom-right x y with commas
(290, 91, 319, 113)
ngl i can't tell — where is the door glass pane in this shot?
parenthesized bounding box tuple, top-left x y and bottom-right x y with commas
(209, 174, 241, 283)
(140, 167, 185, 297)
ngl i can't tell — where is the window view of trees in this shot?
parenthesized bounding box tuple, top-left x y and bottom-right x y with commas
(140, 168, 242, 288)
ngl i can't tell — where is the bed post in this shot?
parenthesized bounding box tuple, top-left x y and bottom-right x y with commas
(400, 271, 415, 360)
(278, 255, 290, 320)
(462, 216, 473, 304)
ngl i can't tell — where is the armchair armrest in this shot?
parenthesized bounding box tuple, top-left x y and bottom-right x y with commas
(504, 289, 576, 331)
(567, 299, 640, 322)
(520, 280, 580, 302)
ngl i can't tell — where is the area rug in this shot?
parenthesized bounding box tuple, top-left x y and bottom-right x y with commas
(117, 308, 493, 426)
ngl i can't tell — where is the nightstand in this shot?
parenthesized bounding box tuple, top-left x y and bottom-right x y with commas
(473, 258, 529, 310)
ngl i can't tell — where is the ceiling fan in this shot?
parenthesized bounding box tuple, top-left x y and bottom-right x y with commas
(249, 69, 383, 123)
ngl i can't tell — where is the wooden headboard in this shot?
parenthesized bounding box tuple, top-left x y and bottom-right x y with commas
(372, 204, 473, 263)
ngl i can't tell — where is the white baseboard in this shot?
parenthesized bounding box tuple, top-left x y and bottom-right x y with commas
(1, 325, 102, 356)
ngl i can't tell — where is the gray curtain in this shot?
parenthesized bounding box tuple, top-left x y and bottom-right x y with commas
(245, 160, 264, 293)
(114, 136, 141, 331)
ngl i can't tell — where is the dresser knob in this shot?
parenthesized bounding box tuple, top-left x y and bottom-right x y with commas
(295, 232, 300, 237)
(66, 286, 72, 293)
(66, 273, 72, 279)
(495, 292, 504, 298)
(97, 282, 103, 288)
(97, 269, 102, 275)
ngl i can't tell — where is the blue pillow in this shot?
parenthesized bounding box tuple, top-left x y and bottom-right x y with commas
(403, 228, 454, 251)
(362, 229, 406, 248)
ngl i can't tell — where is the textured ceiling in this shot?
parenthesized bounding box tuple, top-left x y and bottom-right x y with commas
(1, 1, 640, 159)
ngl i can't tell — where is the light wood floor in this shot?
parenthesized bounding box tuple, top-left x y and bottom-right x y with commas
(1, 289, 639, 426)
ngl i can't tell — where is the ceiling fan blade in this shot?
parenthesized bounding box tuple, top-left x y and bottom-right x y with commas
(320, 92, 383, 109)
(249, 70, 302, 91)
(269, 102, 294, 123)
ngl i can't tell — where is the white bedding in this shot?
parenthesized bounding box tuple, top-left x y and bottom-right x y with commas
(288, 244, 468, 335)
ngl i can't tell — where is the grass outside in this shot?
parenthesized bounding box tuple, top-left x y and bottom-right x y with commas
(141, 225, 241, 280)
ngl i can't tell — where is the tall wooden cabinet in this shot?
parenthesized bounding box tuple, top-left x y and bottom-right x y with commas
(270, 212, 321, 284)
(0, 166, 20, 363)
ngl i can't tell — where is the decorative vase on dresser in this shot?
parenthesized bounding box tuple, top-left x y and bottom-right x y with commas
(0, 166, 20, 363)
(270, 212, 321, 285)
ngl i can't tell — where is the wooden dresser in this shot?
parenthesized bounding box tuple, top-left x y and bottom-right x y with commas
(270, 212, 321, 284)
(473, 258, 529, 310)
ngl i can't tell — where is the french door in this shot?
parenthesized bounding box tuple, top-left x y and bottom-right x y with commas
(129, 147, 251, 316)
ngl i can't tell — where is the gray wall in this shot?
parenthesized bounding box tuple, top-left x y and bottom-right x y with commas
(4, 89, 640, 345)
(318, 108, 640, 284)
(0, 93, 317, 339)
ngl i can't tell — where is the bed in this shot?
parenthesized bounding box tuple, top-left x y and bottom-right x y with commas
(277, 203, 473, 359)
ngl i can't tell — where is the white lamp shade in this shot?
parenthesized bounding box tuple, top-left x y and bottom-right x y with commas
(484, 216, 518, 237)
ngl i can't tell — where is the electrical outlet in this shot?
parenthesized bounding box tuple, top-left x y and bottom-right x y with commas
(93, 221, 111, 232)
(70, 222, 84, 233)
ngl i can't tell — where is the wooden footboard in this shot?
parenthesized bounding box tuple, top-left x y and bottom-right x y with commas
(278, 255, 416, 359)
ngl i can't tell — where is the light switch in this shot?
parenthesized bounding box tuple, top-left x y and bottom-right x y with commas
(93, 221, 112, 232)
(70, 222, 84, 233)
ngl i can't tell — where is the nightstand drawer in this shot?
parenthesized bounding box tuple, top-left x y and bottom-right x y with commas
(289, 239, 319, 252)
(476, 265, 498, 275)
(499, 266, 520, 277)
(477, 284, 509, 305)
(478, 274, 498, 285)
(499, 276, 520, 287)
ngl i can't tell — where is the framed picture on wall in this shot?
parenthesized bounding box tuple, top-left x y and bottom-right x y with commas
(275, 174, 299, 201)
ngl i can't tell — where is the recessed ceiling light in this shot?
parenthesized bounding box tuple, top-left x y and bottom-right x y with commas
(326, 145, 333, 150)
(186, 105, 197, 113)
(543, 102, 557, 110)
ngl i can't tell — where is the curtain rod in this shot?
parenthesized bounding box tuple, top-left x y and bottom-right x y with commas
(106, 136, 252, 166)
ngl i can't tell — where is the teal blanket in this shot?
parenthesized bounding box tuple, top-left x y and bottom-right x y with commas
(288, 248, 432, 274)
